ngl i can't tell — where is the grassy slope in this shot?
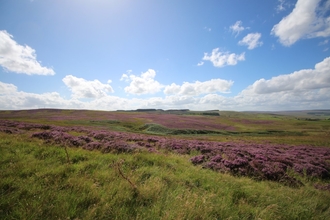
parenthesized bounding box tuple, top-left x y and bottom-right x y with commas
(1, 133, 330, 220)
(1, 109, 330, 219)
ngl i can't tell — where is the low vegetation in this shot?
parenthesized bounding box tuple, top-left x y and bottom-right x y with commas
(1, 109, 330, 219)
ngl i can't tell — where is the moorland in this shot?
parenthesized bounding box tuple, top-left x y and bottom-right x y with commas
(0, 108, 330, 219)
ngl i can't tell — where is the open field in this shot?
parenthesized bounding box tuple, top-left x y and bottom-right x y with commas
(1, 109, 330, 219)
(1, 108, 329, 146)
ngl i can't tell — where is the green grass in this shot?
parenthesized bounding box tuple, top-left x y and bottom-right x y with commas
(136, 123, 308, 140)
(1, 133, 330, 219)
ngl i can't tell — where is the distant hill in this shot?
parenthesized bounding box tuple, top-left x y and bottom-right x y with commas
(243, 109, 330, 119)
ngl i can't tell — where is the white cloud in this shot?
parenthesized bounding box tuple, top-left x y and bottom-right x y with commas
(202, 48, 245, 68)
(0, 80, 130, 110)
(271, 0, 330, 46)
(121, 69, 164, 95)
(198, 94, 237, 110)
(0, 30, 55, 75)
(245, 57, 330, 94)
(164, 83, 181, 95)
(164, 79, 234, 96)
(85, 95, 132, 110)
(238, 33, 263, 50)
(2, 58, 330, 111)
(276, 0, 288, 13)
(0, 81, 17, 94)
(145, 95, 197, 108)
(120, 73, 129, 82)
(230, 21, 247, 37)
(197, 61, 204, 66)
(235, 88, 330, 111)
(62, 75, 114, 99)
(0, 84, 82, 110)
(1, 80, 330, 112)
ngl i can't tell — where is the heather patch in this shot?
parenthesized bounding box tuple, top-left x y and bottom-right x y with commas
(43, 132, 330, 184)
(314, 183, 330, 191)
(1, 120, 329, 185)
(0, 109, 235, 131)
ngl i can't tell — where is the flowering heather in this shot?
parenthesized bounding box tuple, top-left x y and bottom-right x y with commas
(31, 131, 84, 147)
(0, 120, 51, 130)
(0, 109, 236, 131)
(314, 183, 330, 191)
(1, 119, 330, 184)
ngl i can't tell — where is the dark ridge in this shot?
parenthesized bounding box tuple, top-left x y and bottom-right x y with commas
(136, 109, 157, 112)
(165, 109, 190, 112)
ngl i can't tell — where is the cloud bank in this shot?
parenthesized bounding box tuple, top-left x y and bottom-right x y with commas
(164, 79, 233, 96)
(1, 57, 330, 111)
(245, 57, 330, 94)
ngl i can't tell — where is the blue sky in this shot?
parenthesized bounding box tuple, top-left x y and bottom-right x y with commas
(1, 0, 330, 111)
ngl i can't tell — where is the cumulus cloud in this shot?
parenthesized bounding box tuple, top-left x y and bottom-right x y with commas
(84, 95, 133, 110)
(0, 30, 55, 75)
(62, 75, 114, 99)
(0, 80, 131, 110)
(120, 69, 163, 95)
(245, 57, 330, 94)
(145, 95, 197, 108)
(230, 21, 247, 37)
(271, 0, 330, 46)
(2, 57, 330, 111)
(0, 81, 17, 94)
(238, 33, 263, 50)
(235, 87, 330, 111)
(164, 79, 234, 96)
(202, 48, 245, 68)
(198, 94, 239, 110)
(0, 82, 81, 109)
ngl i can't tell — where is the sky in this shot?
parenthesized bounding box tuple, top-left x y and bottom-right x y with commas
(1, 0, 330, 111)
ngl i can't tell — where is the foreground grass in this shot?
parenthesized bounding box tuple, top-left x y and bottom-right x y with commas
(1, 133, 330, 220)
